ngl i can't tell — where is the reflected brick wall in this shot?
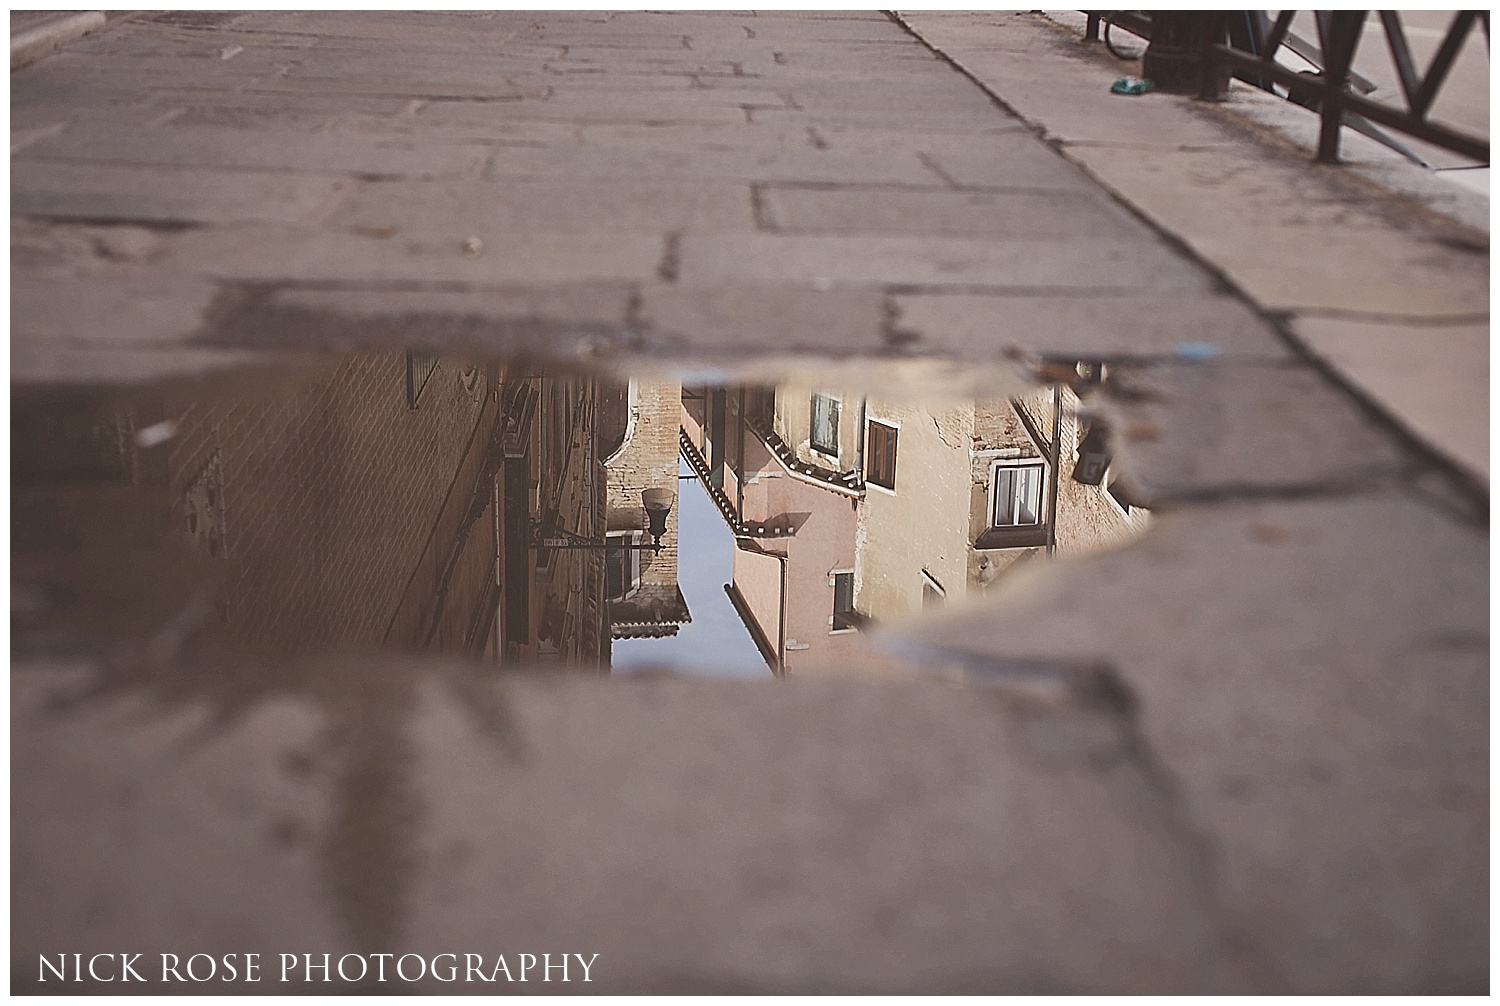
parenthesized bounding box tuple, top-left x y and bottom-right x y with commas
(161, 353, 493, 659)
(605, 380, 689, 637)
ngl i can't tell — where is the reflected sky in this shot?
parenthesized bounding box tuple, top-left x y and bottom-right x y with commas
(611, 459, 771, 678)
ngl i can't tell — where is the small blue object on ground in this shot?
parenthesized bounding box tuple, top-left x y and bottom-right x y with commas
(1110, 76, 1153, 95)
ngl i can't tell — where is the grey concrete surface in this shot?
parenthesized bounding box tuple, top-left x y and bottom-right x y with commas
(12, 663, 1262, 993)
(9, 10, 1489, 995)
(11, 9, 1236, 379)
(896, 491, 1487, 993)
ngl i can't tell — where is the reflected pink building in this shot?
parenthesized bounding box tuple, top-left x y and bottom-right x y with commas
(681, 371, 1146, 676)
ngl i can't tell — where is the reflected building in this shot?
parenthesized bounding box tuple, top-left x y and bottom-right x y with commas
(680, 370, 1148, 674)
(600, 379, 692, 642)
(13, 353, 612, 669)
(15, 354, 1140, 679)
(497, 366, 610, 667)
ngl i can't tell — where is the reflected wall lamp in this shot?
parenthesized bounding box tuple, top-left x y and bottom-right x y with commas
(532, 489, 675, 554)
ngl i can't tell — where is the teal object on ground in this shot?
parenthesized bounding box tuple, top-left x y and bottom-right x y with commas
(1110, 76, 1153, 95)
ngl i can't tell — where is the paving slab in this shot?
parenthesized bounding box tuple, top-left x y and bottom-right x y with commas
(482, 143, 941, 186)
(1100, 359, 1413, 500)
(18, 122, 489, 178)
(676, 231, 1212, 293)
(137, 88, 423, 119)
(759, 183, 1143, 238)
(243, 75, 543, 103)
(11, 663, 1260, 993)
(910, 133, 1105, 189)
(752, 104, 1017, 133)
(637, 283, 888, 357)
(894, 491, 1488, 993)
(211, 284, 642, 359)
(1062, 145, 1490, 319)
(14, 48, 301, 94)
(65, 19, 321, 55)
(12, 159, 351, 226)
(11, 273, 220, 348)
(1286, 316, 1489, 480)
(160, 225, 666, 287)
(773, 78, 1003, 116)
(412, 93, 754, 127)
(891, 290, 1288, 360)
(329, 177, 756, 234)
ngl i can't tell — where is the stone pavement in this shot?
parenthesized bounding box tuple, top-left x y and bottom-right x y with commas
(899, 10, 1489, 484)
(9, 11, 1488, 994)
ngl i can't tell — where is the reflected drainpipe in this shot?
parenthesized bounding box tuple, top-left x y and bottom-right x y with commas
(1046, 385, 1062, 557)
(855, 396, 867, 475)
(777, 553, 788, 676)
(736, 385, 746, 520)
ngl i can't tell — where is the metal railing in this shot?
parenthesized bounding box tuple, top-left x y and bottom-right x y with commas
(1082, 11, 1489, 165)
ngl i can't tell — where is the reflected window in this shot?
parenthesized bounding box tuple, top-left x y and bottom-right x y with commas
(991, 461, 1044, 527)
(810, 392, 840, 456)
(921, 570, 946, 607)
(831, 570, 856, 631)
(866, 420, 898, 490)
(605, 531, 643, 601)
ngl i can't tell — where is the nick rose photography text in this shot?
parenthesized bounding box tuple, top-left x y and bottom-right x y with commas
(39, 953, 601, 983)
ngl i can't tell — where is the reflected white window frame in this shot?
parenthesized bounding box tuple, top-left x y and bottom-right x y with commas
(829, 568, 857, 633)
(989, 459, 1046, 528)
(605, 530, 645, 601)
(810, 392, 840, 458)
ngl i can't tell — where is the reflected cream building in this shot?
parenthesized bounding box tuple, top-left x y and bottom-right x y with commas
(682, 370, 1147, 673)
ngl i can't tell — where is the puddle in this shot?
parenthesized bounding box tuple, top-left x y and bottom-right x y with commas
(12, 350, 1151, 681)
(13, 348, 1163, 979)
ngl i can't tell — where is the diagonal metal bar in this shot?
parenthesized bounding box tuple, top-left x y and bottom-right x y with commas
(1264, 9, 1295, 57)
(1210, 43, 1489, 162)
(1313, 11, 1330, 49)
(1379, 11, 1423, 109)
(1413, 10, 1477, 118)
(1286, 13, 1379, 93)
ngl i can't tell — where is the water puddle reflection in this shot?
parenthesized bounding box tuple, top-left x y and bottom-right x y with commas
(13, 351, 1150, 680)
